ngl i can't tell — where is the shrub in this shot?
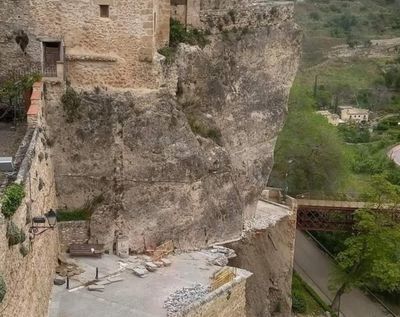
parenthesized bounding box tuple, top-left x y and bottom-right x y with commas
(6, 221, 26, 246)
(338, 124, 370, 143)
(0, 275, 6, 303)
(329, 4, 341, 13)
(61, 86, 81, 123)
(309, 12, 321, 21)
(187, 115, 222, 144)
(158, 47, 175, 64)
(328, 13, 358, 36)
(159, 19, 210, 64)
(57, 209, 91, 221)
(170, 19, 209, 48)
(1, 183, 25, 218)
(292, 290, 307, 313)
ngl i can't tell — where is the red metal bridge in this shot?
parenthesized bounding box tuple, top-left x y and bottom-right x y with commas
(296, 199, 400, 231)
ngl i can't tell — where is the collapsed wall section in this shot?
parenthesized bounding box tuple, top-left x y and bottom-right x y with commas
(226, 198, 297, 317)
(0, 82, 58, 317)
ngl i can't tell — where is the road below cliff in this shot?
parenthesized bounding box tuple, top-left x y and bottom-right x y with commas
(294, 230, 390, 317)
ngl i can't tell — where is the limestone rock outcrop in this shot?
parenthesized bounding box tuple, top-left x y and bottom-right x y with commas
(45, 1, 301, 251)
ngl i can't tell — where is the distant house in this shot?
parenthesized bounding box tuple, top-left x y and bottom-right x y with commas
(316, 110, 344, 126)
(338, 106, 369, 123)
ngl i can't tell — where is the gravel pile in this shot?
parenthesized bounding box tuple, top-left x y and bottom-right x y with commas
(244, 212, 284, 231)
(164, 284, 209, 316)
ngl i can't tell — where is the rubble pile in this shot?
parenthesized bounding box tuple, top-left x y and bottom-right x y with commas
(164, 284, 209, 317)
(206, 245, 236, 266)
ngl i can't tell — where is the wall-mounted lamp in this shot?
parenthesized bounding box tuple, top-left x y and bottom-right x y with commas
(29, 209, 57, 239)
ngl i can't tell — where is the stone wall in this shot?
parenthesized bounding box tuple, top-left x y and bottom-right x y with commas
(0, 82, 59, 317)
(183, 272, 250, 317)
(58, 221, 90, 252)
(0, 0, 170, 89)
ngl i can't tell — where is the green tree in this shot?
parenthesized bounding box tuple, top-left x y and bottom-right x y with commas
(269, 85, 350, 195)
(330, 176, 400, 309)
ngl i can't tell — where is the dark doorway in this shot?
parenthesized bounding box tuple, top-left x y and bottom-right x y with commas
(43, 42, 61, 77)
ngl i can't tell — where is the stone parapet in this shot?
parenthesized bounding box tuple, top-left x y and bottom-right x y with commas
(27, 81, 43, 128)
(0, 81, 58, 317)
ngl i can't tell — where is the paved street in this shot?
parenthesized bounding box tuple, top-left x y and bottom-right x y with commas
(294, 230, 390, 317)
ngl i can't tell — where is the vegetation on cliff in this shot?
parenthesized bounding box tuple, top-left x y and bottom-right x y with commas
(1, 183, 25, 218)
(57, 194, 104, 221)
(61, 85, 81, 123)
(6, 221, 26, 247)
(158, 19, 209, 63)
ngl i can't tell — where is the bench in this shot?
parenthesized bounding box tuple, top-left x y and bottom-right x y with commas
(69, 244, 104, 257)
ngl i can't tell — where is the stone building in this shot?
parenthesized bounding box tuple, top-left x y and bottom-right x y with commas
(316, 110, 344, 126)
(339, 106, 369, 123)
(0, 0, 170, 88)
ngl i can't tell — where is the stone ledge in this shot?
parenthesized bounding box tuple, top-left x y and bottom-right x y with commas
(66, 54, 118, 62)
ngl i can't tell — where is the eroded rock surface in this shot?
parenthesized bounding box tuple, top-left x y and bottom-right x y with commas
(45, 1, 301, 251)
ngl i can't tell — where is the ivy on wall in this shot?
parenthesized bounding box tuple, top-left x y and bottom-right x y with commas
(6, 221, 26, 247)
(1, 183, 25, 218)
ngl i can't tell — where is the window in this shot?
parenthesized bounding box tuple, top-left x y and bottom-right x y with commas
(100, 5, 109, 18)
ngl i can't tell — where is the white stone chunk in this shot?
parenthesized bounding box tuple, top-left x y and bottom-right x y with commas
(132, 267, 148, 277)
(107, 276, 124, 283)
(145, 262, 158, 272)
(161, 258, 172, 266)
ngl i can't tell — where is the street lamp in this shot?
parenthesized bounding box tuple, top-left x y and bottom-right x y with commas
(29, 209, 57, 239)
(284, 159, 294, 197)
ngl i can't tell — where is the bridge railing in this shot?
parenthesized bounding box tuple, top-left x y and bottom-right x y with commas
(296, 192, 361, 201)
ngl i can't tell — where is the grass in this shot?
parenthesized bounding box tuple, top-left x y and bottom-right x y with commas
(57, 209, 91, 222)
(295, 0, 400, 39)
(297, 57, 386, 92)
(295, 0, 400, 68)
(292, 272, 333, 315)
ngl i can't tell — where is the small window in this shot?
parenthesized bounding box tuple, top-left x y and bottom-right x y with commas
(100, 5, 109, 18)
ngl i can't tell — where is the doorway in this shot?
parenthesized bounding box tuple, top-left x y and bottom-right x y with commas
(42, 42, 61, 77)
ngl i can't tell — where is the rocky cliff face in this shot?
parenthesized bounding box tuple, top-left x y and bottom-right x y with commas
(45, 1, 301, 251)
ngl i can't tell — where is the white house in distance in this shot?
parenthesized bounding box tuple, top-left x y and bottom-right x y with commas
(339, 106, 369, 123)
